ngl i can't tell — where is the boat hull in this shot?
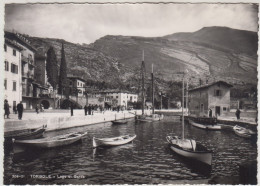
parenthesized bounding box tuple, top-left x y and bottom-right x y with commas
(111, 120, 128, 124)
(136, 114, 164, 122)
(170, 144, 212, 166)
(233, 125, 255, 139)
(190, 120, 221, 130)
(13, 132, 87, 153)
(5, 125, 47, 142)
(93, 135, 136, 148)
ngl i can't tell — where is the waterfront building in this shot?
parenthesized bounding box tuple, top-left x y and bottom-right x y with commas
(67, 76, 86, 97)
(189, 81, 233, 117)
(5, 31, 37, 109)
(91, 90, 138, 108)
(4, 38, 23, 110)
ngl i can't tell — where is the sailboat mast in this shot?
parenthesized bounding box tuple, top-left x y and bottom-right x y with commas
(141, 51, 145, 115)
(182, 74, 185, 140)
(151, 64, 154, 114)
(186, 80, 189, 115)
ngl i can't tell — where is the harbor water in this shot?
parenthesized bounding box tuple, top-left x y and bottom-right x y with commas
(4, 116, 257, 184)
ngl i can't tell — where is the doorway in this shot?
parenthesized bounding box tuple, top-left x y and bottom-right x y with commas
(215, 106, 221, 116)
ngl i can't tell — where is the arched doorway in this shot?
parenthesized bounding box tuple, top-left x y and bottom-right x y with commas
(41, 100, 50, 109)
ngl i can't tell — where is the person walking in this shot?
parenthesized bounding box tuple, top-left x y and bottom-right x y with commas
(4, 100, 10, 119)
(235, 108, 241, 120)
(17, 101, 24, 120)
(84, 105, 88, 116)
(70, 103, 74, 116)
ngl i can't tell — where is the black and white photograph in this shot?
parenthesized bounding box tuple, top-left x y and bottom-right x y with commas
(1, 0, 258, 185)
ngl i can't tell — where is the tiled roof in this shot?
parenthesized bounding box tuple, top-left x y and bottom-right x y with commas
(189, 81, 233, 92)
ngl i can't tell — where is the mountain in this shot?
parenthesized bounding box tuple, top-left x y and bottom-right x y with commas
(92, 27, 258, 85)
(23, 26, 257, 96)
(24, 36, 132, 89)
(164, 27, 258, 56)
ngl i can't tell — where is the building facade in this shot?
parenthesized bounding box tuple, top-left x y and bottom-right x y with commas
(68, 77, 86, 97)
(189, 81, 232, 117)
(5, 31, 38, 109)
(4, 38, 23, 110)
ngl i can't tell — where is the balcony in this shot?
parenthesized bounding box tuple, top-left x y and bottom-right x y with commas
(21, 55, 29, 63)
(22, 71, 34, 80)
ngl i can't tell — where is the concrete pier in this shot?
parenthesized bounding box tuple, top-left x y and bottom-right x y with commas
(4, 109, 151, 132)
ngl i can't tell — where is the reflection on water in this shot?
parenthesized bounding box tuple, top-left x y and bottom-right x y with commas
(4, 117, 257, 184)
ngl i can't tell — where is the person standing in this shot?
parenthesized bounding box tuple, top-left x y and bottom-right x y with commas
(4, 100, 10, 119)
(209, 108, 212, 118)
(17, 101, 24, 120)
(84, 105, 88, 116)
(36, 104, 39, 114)
(88, 104, 92, 115)
(236, 108, 241, 120)
(70, 103, 74, 116)
(13, 105, 17, 114)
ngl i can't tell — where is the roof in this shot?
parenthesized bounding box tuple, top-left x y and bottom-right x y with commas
(189, 81, 233, 92)
(67, 76, 86, 82)
(5, 31, 37, 52)
(5, 38, 24, 51)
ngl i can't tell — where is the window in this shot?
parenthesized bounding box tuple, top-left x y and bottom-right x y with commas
(11, 64, 18, 74)
(116, 96, 118, 98)
(4, 79, 7, 90)
(13, 49, 16, 56)
(13, 81, 16, 91)
(78, 82, 79, 86)
(223, 107, 227, 111)
(5, 61, 9, 71)
(214, 89, 222, 96)
(4, 44, 7, 52)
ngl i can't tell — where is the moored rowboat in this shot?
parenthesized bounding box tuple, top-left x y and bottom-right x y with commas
(233, 125, 256, 139)
(166, 136, 213, 166)
(93, 134, 136, 148)
(5, 125, 47, 141)
(111, 120, 128, 125)
(13, 131, 88, 153)
(189, 120, 221, 130)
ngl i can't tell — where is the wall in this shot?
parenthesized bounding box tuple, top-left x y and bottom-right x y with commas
(208, 84, 231, 116)
(189, 88, 209, 116)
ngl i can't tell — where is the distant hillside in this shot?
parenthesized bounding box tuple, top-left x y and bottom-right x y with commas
(163, 27, 258, 56)
(21, 26, 257, 96)
(92, 27, 257, 85)
(24, 36, 132, 89)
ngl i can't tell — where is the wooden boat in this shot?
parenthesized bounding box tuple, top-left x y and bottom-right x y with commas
(4, 125, 47, 141)
(166, 136, 212, 165)
(233, 125, 256, 139)
(13, 132, 88, 153)
(189, 120, 222, 130)
(111, 120, 128, 124)
(93, 134, 136, 148)
(166, 74, 212, 166)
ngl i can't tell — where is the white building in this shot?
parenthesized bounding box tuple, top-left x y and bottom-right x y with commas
(68, 77, 86, 97)
(92, 90, 138, 108)
(5, 31, 37, 109)
(4, 38, 23, 110)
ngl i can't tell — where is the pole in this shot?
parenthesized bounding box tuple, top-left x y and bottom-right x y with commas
(186, 80, 189, 115)
(141, 50, 145, 115)
(160, 93, 162, 110)
(182, 74, 184, 140)
(151, 64, 154, 114)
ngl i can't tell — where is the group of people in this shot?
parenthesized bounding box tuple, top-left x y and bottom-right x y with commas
(35, 104, 44, 114)
(83, 104, 102, 116)
(4, 100, 24, 120)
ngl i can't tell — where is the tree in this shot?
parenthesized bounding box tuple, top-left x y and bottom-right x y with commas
(58, 43, 68, 96)
(46, 46, 58, 90)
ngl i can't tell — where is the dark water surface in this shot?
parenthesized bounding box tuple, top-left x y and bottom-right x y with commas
(4, 116, 257, 184)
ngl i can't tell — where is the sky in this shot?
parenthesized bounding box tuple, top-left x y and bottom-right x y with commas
(4, 3, 259, 44)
